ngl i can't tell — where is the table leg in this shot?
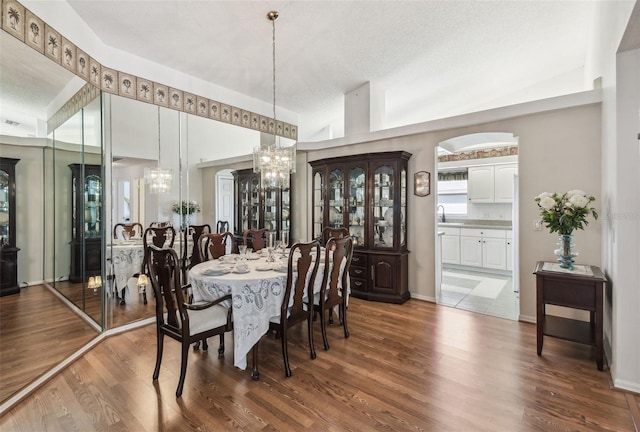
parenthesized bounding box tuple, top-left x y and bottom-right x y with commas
(536, 280, 544, 355)
(251, 342, 260, 381)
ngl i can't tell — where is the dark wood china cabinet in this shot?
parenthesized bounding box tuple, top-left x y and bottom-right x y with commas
(310, 151, 411, 304)
(232, 168, 291, 242)
(0, 158, 20, 296)
(69, 164, 102, 283)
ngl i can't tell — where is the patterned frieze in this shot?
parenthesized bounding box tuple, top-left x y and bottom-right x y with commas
(1, 0, 297, 139)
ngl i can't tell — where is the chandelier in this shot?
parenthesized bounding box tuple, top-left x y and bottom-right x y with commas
(145, 106, 173, 193)
(253, 11, 296, 189)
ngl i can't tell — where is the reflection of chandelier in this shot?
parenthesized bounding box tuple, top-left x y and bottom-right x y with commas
(144, 167, 173, 194)
(145, 106, 173, 193)
(253, 11, 296, 189)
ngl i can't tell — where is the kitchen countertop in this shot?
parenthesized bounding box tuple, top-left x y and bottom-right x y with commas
(438, 220, 512, 230)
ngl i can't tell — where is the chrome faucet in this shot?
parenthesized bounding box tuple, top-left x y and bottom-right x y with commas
(437, 205, 446, 223)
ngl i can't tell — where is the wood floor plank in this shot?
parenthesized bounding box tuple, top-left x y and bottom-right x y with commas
(1, 297, 638, 431)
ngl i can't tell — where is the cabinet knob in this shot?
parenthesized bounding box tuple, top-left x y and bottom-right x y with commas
(354, 269, 363, 275)
(353, 280, 363, 287)
(352, 256, 360, 262)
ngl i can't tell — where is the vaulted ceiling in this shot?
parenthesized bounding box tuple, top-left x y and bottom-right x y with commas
(64, 0, 611, 142)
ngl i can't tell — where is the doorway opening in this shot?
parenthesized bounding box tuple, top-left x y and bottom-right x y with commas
(434, 132, 520, 320)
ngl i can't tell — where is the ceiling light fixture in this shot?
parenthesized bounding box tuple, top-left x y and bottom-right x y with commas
(145, 106, 173, 193)
(253, 11, 296, 189)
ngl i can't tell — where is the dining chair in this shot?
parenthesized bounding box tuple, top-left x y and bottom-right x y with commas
(322, 226, 349, 246)
(113, 222, 144, 240)
(243, 228, 267, 251)
(266, 240, 321, 377)
(183, 224, 212, 276)
(145, 244, 233, 397)
(314, 236, 353, 350)
(136, 226, 176, 305)
(216, 220, 230, 234)
(149, 221, 172, 228)
(197, 232, 236, 261)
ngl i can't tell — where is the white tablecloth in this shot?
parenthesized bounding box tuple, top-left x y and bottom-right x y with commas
(107, 238, 192, 295)
(189, 250, 347, 370)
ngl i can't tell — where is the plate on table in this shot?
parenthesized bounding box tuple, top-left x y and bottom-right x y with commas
(256, 264, 272, 271)
(233, 267, 250, 274)
(246, 254, 260, 260)
(202, 268, 231, 276)
(274, 266, 291, 274)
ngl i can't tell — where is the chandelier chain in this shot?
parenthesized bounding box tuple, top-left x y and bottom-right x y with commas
(271, 11, 277, 124)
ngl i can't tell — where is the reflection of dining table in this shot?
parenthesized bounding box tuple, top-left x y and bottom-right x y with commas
(107, 238, 192, 303)
(188, 249, 348, 375)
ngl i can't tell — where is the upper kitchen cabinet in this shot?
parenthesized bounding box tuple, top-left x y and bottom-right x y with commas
(310, 151, 411, 304)
(232, 168, 291, 240)
(468, 163, 517, 203)
(0, 158, 20, 296)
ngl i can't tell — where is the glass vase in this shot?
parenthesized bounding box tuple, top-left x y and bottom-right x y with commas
(554, 234, 578, 270)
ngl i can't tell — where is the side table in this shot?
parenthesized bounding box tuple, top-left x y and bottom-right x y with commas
(533, 261, 607, 370)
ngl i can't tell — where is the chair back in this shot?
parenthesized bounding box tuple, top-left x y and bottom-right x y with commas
(146, 245, 186, 331)
(184, 224, 212, 268)
(197, 232, 236, 261)
(282, 241, 321, 325)
(142, 226, 176, 274)
(216, 220, 230, 234)
(243, 228, 267, 251)
(150, 221, 172, 228)
(320, 236, 353, 305)
(322, 226, 349, 246)
(113, 222, 144, 240)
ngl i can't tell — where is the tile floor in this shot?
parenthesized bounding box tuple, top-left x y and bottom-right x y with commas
(438, 268, 519, 320)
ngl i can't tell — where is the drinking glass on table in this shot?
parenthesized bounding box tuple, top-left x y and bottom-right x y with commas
(280, 230, 289, 258)
(238, 244, 247, 260)
(266, 231, 277, 262)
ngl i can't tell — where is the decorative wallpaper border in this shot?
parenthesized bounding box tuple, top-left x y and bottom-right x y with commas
(1, 0, 298, 140)
(437, 145, 518, 163)
(48, 84, 100, 134)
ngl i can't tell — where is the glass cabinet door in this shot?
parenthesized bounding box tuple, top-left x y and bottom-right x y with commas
(280, 187, 291, 235)
(239, 177, 250, 232)
(263, 187, 277, 232)
(328, 168, 345, 227)
(0, 171, 9, 245)
(400, 167, 407, 246)
(250, 177, 260, 230)
(348, 167, 366, 248)
(312, 170, 324, 240)
(85, 174, 101, 238)
(372, 164, 394, 248)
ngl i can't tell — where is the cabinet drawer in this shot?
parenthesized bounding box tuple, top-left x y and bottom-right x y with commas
(439, 227, 461, 236)
(350, 265, 368, 279)
(350, 277, 368, 293)
(542, 278, 596, 311)
(351, 252, 367, 266)
(460, 228, 506, 238)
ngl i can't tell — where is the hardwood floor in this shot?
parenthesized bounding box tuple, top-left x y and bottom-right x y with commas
(1, 297, 638, 431)
(0, 285, 98, 403)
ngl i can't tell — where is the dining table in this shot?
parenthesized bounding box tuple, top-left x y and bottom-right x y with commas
(107, 237, 192, 304)
(188, 247, 348, 378)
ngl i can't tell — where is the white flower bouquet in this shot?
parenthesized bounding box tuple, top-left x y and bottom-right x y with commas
(171, 200, 200, 215)
(534, 190, 598, 235)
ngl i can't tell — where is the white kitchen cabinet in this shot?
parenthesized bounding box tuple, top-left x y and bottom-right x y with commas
(467, 166, 495, 202)
(440, 227, 461, 264)
(506, 230, 513, 271)
(494, 164, 518, 202)
(460, 228, 507, 270)
(460, 234, 483, 267)
(468, 163, 518, 203)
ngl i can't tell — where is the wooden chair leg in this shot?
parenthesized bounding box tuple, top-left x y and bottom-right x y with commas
(281, 329, 292, 378)
(153, 333, 164, 381)
(320, 306, 329, 351)
(251, 342, 260, 381)
(217, 334, 225, 357)
(202, 338, 209, 352)
(176, 342, 189, 398)
(342, 303, 349, 338)
(308, 314, 317, 359)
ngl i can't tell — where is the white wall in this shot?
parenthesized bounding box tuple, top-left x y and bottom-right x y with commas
(304, 102, 602, 312)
